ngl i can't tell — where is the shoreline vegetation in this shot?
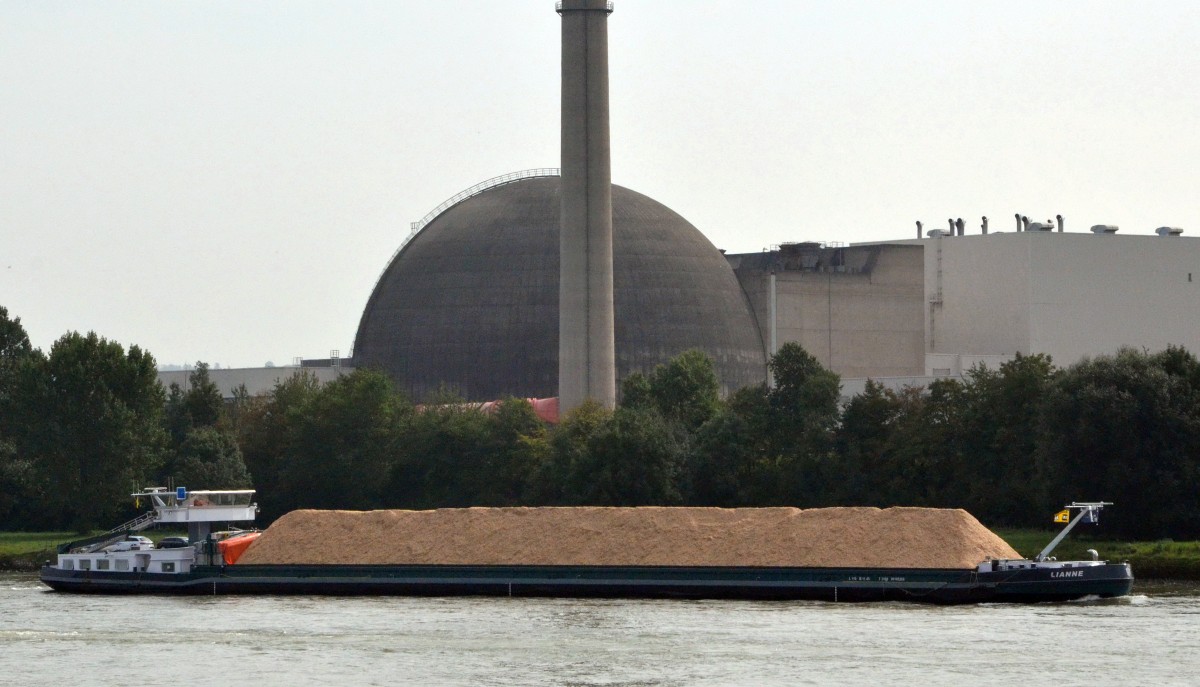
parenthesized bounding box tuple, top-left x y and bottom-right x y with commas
(6, 306, 1200, 552)
(5, 528, 1199, 580)
(5, 306, 1200, 580)
(994, 529, 1200, 581)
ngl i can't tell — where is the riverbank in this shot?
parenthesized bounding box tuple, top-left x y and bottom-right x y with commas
(995, 528, 1200, 580)
(0, 532, 84, 572)
(6, 528, 1200, 579)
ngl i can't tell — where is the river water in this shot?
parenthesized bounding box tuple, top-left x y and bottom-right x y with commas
(2, 573, 1197, 686)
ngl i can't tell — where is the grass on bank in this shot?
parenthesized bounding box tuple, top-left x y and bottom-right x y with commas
(0, 531, 90, 571)
(0, 530, 183, 572)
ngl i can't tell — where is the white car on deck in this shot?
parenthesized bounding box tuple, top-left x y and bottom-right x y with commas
(103, 535, 154, 552)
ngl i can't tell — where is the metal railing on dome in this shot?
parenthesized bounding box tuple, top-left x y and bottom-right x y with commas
(355, 169, 563, 358)
(406, 168, 560, 239)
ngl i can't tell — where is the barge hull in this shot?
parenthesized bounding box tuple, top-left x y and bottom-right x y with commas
(39, 562, 1133, 604)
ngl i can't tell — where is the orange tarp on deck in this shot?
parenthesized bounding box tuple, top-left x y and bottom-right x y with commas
(218, 532, 262, 565)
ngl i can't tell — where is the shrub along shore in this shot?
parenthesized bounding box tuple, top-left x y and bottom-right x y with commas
(5, 527, 1200, 579)
(6, 305, 1200, 550)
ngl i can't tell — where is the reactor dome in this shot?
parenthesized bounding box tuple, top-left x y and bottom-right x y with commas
(352, 173, 766, 402)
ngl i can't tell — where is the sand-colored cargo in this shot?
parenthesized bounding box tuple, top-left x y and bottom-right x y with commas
(238, 506, 1019, 569)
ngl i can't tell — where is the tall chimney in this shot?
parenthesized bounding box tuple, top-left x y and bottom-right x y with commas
(558, 0, 616, 412)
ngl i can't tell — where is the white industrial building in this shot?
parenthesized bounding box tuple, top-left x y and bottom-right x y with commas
(157, 364, 350, 400)
(728, 226, 1198, 398)
(899, 229, 1197, 374)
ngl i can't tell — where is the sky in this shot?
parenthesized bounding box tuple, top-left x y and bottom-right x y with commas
(2, 1, 1197, 368)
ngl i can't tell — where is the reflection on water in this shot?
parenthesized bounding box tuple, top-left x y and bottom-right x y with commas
(3, 573, 1198, 686)
(1133, 578, 1200, 597)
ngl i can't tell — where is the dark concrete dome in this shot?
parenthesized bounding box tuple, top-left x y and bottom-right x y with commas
(353, 175, 766, 401)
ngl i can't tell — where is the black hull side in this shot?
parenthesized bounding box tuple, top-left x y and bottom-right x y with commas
(39, 563, 1133, 604)
(981, 563, 1134, 602)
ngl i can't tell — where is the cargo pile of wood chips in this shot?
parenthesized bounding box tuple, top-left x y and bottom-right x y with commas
(237, 506, 1019, 569)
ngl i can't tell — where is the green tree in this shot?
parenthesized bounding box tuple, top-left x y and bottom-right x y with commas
(17, 332, 166, 531)
(172, 427, 252, 489)
(1035, 347, 1200, 539)
(390, 394, 492, 509)
(160, 362, 249, 491)
(237, 371, 322, 520)
(688, 408, 758, 505)
(164, 363, 225, 445)
(890, 378, 970, 508)
(767, 342, 841, 457)
(639, 349, 722, 431)
(834, 380, 905, 504)
(480, 398, 549, 505)
(0, 305, 33, 390)
(619, 372, 653, 410)
(715, 342, 843, 505)
(282, 369, 409, 511)
(573, 406, 686, 505)
(533, 400, 612, 504)
(226, 383, 254, 434)
(956, 354, 1057, 525)
(0, 307, 37, 526)
(183, 362, 223, 428)
(163, 382, 189, 446)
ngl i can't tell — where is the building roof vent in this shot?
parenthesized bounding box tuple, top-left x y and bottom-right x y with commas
(926, 229, 948, 238)
(1028, 222, 1054, 232)
(779, 241, 821, 255)
(1090, 224, 1119, 234)
(1155, 226, 1184, 237)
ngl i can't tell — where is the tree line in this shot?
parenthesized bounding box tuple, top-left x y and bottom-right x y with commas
(2, 304, 1198, 539)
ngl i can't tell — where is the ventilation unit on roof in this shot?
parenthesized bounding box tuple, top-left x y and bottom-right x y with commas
(1090, 225, 1119, 234)
(1155, 227, 1184, 237)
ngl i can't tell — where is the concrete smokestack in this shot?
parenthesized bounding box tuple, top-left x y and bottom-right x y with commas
(558, 0, 616, 412)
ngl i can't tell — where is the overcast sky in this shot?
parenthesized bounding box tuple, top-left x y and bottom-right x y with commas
(2, 1, 1197, 368)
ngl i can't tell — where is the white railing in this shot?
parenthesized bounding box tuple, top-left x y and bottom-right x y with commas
(555, 2, 614, 11)
(407, 168, 560, 238)
(354, 168, 562, 359)
(378, 168, 560, 280)
(106, 510, 157, 535)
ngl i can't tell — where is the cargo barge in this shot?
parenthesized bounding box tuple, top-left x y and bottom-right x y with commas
(39, 490, 1133, 604)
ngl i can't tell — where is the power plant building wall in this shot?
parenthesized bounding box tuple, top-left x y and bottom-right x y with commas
(731, 230, 1199, 385)
(727, 244, 926, 378)
(887, 231, 1200, 365)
